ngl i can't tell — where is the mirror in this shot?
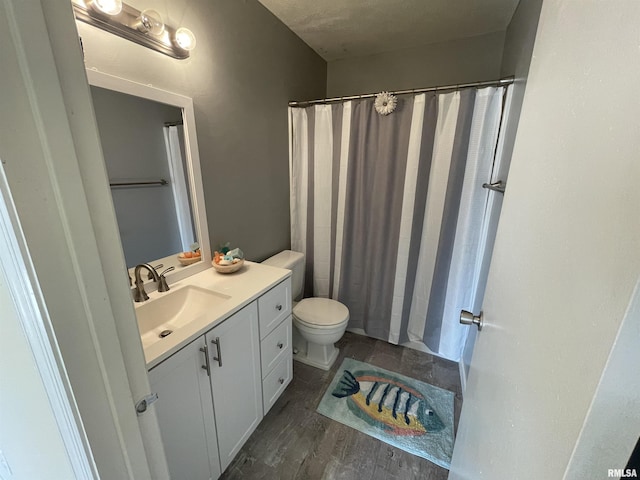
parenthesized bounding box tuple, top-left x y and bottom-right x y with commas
(87, 70, 211, 283)
(91, 86, 191, 266)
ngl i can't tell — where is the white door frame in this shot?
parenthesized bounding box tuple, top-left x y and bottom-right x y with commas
(0, 165, 97, 479)
(1, 1, 168, 478)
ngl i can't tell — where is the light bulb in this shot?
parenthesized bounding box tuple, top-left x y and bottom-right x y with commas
(91, 0, 122, 15)
(138, 9, 165, 36)
(174, 27, 196, 51)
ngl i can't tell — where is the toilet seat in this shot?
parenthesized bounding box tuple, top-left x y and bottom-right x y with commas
(293, 298, 349, 329)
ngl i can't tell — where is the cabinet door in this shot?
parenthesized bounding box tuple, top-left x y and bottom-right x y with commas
(149, 338, 221, 480)
(207, 302, 262, 472)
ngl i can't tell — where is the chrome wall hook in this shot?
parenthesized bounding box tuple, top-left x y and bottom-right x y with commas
(482, 181, 506, 194)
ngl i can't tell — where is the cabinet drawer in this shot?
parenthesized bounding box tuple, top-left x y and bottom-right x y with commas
(262, 354, 292, 414)
(260, 316, 291, 378)
(258, 279, 291, 339)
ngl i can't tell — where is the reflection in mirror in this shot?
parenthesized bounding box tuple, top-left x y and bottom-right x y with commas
(91, 87, 196, 267)
(87, 70, 211, 285)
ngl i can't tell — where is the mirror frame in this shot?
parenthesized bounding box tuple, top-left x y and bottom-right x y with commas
(87, 69, 211, 285)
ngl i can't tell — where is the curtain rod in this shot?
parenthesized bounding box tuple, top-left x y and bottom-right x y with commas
(289, 76, 515, 107)
(164, 121, 183, 127)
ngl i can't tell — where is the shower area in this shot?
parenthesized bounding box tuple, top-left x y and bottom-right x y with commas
(288, 80, 513, 362)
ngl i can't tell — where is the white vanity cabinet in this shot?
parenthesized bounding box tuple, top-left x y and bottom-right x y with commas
(150, 302, 261, 478)
(148, 337, 222, 480)
(206, 302, 262, 472)
(148, 276, 292, 479)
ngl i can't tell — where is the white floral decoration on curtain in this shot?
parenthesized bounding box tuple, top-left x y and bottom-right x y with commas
(374, 91, 398, 115)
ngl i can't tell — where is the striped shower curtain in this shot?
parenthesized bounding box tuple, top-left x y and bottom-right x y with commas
(289, 87, 506, 361)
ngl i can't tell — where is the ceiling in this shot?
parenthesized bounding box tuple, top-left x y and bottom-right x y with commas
(257, 0, 521, 61)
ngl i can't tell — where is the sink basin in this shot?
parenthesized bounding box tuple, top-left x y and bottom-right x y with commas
(135, 285, 230, 348)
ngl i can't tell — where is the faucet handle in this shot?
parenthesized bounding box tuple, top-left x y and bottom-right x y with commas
(148, 263, 163, 280)
(157, 266, 175, 292)
(160, 266, 175, 276)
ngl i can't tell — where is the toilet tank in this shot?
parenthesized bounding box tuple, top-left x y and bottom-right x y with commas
(262, 250, 305, 301)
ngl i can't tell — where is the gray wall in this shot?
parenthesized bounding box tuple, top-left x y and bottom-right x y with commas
(77, 0, 326, 261)
(460, 0, 544, 380)
(326, 31, 505, 97)
(91, 86, 184, 266)
(500, 0, 544, 78)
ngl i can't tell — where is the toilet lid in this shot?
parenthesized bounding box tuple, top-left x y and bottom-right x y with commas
(293, 298, 349, 327)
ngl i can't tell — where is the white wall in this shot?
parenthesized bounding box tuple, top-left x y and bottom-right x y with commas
(564, 281, 640, 478)
(327, 31, 505, 97)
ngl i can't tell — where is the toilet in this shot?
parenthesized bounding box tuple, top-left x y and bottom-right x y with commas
(263, 250, 349, 370)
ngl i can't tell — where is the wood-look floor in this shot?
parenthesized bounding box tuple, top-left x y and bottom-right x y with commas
(221, 332, 462, 480)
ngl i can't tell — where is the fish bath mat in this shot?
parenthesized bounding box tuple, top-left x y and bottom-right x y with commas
(317, 358, 455, 469)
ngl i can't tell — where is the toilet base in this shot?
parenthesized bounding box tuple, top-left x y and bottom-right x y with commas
(293, 345, 339, 371)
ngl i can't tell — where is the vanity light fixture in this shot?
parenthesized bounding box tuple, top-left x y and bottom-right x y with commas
(136, 9, 165, 36)
(90, 0, 123, 15)
(73, 1, 196, 60)
(174, 27, 196, 51)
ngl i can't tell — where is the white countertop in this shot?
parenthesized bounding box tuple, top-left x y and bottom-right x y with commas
(139, 261, 291, 369)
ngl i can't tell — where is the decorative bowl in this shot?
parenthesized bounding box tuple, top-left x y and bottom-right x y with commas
(177, 253, 202, 266)
(212, 258, 244, 273)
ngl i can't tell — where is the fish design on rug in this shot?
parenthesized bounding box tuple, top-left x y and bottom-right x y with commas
(331, 369, 444, 436)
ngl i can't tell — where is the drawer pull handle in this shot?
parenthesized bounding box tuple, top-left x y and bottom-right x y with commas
(200, 346, 211, 376)
(276, 304, 283, 311)
(277, 342, 283, 349)
(211, 337, 222, 367)
(278, 378, 285, 385)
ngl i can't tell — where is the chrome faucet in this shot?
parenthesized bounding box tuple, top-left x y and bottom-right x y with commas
(133, 263, 160, 302)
